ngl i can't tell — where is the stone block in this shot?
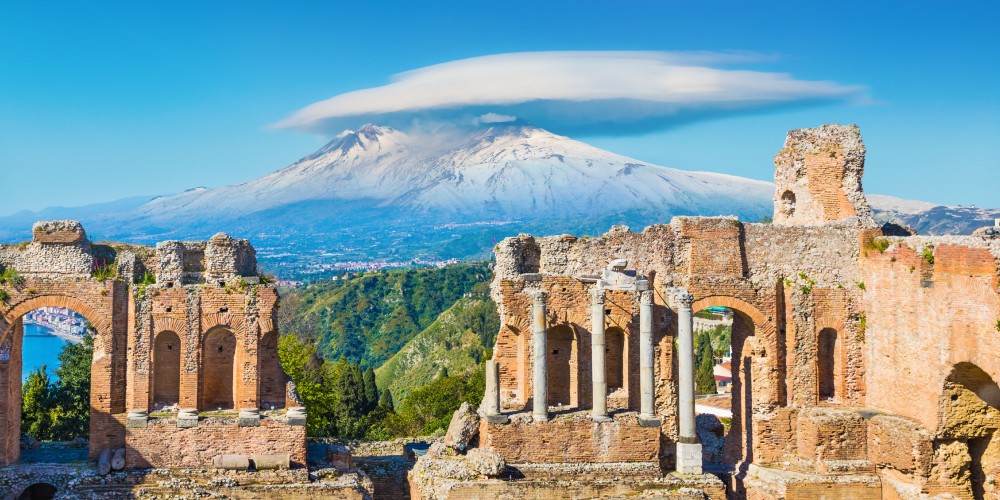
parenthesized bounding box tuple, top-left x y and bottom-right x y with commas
(32, 220, 87, 244)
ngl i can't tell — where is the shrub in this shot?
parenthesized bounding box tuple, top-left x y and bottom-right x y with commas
(0, 267, 25, 286)
(856, 281, 866, 290)
(0, 289, 7, 303)
(921, 245, 935, 265)
(864, 238, 891, 256)
(92, 260, 117, 281)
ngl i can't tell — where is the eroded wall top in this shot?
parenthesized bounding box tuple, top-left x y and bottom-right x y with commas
(773, 124, 876, 228)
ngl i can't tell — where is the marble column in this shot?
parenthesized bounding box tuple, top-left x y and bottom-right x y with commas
(483, 359, 509, 424)
(531, 290, 549, 422)
(638, 290, 659, 426)
(590, 285, 611, 422)
(674, 289, 703, 474)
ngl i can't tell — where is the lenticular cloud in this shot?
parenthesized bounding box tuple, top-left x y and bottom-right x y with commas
(274, 51, 862, 135)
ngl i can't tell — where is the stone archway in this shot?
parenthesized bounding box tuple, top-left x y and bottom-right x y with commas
(0, 293, 118, 465)
(932, 362, 1000, 499)
(690, 296, 771, 466)
(152, 330, 181, 408)
(200, 327, 237, 410)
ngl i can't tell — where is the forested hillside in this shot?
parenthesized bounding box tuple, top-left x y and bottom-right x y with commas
(278, 262, 492, 367)
(375, 282, 499, 402)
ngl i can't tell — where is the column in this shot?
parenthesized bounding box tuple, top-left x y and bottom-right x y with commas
(483, 359, 509, 423)
(531, 290, 549, 422)
(674, 288, 703, 474)
(590, 285, 610, 422)
(638, 290, 659, 426)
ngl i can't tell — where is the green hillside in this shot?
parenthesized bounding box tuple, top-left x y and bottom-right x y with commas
(278, 262, 491, 367)
(375, 288, 499, 402)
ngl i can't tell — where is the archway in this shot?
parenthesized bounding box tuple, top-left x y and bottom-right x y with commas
(258, 331, 284, 409)
(18, 482, 56, 500)
(2, 305, 93, 465)
(546, 325, 575, 408)
(817, 328, 841, 402)
(152, 331, 181, 408)
(200, 328, 236, 410)
(935, 362, 1000, 499)
(689, 299, 761, 467)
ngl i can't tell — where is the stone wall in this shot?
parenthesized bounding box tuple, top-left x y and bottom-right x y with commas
(125, 415, 307, 468)
(480, 413, 660, 464)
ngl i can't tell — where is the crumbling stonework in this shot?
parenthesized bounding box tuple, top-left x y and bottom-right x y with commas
(420, 124, 1000, 499)
(0, 223, 303, 470)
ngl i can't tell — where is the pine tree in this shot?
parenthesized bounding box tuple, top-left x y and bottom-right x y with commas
(362, 366, 378, 413)
(695, 333, 717, 395)
(50, 333, 93, 439)
(378, 388, 394, 413)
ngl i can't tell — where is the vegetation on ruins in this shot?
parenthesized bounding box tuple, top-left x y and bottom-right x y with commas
(864, 237, 891, 256)
(0, 267, 25, 298)
(91, 259, 117, 281)
(20, 333, 93, 441)
(279, 262, 492, 367)
(921, 245, 935, 265)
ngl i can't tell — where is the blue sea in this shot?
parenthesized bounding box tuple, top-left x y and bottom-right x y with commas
(22, 323, 68, 381)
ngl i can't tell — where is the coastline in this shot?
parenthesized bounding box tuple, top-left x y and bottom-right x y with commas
(23, 320, 83, 345)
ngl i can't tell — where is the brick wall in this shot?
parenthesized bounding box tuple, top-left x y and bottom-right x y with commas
(480, 414, 660, 463)
(125, 416, 306, 468)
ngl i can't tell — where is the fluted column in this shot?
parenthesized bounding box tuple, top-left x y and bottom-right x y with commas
(590, 285, 610, 422)
(638, 290, 659, 426)
(531, 290, 549, 422)
(674, 288, 702, 474)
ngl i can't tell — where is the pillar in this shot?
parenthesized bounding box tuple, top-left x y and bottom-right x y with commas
(638, 290, 659, 426)
(674, 288, 702, 474)
(531, 290, 548, 422)
(483, 359, 509, 423)
(590, 285, 610, 422)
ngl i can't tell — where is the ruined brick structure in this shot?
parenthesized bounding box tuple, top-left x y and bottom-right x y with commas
(0, 223, 306, 469)
(422, 124, 1000, 499)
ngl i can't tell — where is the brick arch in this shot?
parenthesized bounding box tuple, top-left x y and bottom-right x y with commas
(692, 295, 767, 328)
(201, 312, 245, 338)
(504, 315, 529, 335)
(152, 317, 187, 336)
(0, 294, 110, 342)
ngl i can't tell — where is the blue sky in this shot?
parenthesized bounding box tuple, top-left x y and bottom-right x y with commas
(1, 1, 996, 215)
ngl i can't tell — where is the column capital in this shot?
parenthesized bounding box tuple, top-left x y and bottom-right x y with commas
(590, 286, 605, 304)
(671, 288, 694, 308)
(529, 290, 548, 304)
(639, 290, 654, 305)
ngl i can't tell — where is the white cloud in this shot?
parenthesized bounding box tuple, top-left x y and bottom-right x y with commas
(273, 51, 862, 135)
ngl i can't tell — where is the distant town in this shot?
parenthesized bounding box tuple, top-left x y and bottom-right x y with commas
(23, 307, 88, 343)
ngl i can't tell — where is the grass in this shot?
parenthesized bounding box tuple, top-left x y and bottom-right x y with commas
(0, 267, 24, 286)
(92, 260, 117, 281)
(856, 313, 867, 343)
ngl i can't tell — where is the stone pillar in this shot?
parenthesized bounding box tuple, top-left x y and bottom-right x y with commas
(531, 290, 549, 422)
(590, 285, 611, 422)
(674, 289, 702, 474)
(483, 359, 509, 423)
(638, 290, 659, 426)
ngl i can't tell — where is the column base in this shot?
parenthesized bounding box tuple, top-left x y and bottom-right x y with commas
(591, 414, 612, 423)
(676, 441, 703, 475)
(532, 413, 549, 423)
(638, 414, 661, 427)
(484, 414, 510, 424)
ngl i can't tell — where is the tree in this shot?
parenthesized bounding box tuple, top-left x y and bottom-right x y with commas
(50, 333, 92, 439)
(362, 366, 379, 413)
(695, 332, 717, 395)
(21, 366, 53, 440)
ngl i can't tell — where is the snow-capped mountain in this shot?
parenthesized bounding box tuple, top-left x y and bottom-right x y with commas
(0, 122, 994, 277)
(137, 123, 773, 221)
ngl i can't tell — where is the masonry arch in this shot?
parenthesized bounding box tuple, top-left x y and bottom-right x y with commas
(200, 327, 237, 410)
(258, 330, 285, 409)
(936, 362, 1000, 499)
(817, 327, 842, 402)
(546, 324, 577, 408)
(691, 296, 769, 466)
(152, 330, 181, 408)
(0, 293, 112, 465)
(18, 482, 56, 500)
